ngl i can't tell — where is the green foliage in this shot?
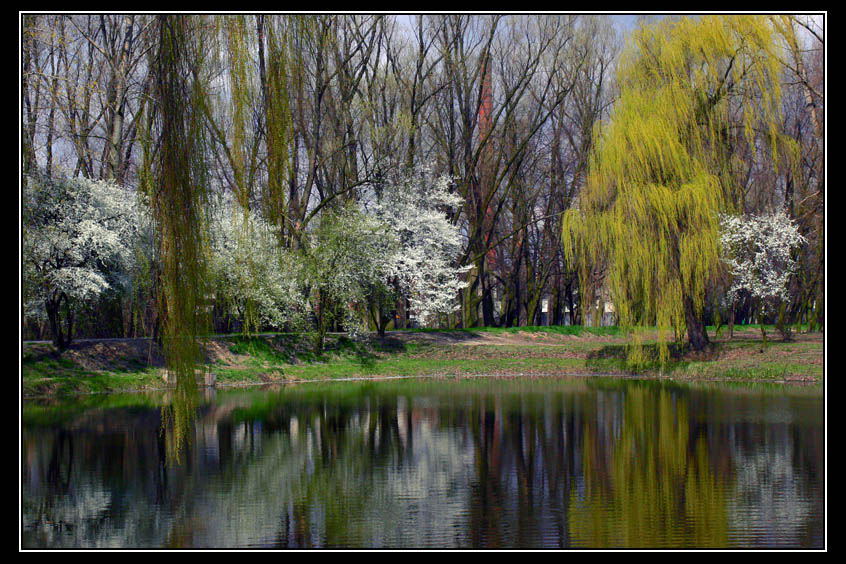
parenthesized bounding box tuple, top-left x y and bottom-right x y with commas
(301, 204, 396, 350)
(260, 16, 296, 241)
(562, 15, 795, 365)
(569, 385, 729, 547)
(147, 15, 215, 462)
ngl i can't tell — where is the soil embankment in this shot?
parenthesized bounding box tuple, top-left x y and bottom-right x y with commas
(21, 328, 824, 397)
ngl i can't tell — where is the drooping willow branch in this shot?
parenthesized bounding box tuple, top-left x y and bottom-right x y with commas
(149, 15, 212, 461)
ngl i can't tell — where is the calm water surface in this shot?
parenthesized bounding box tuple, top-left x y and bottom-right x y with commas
(21, 377, 825, 549)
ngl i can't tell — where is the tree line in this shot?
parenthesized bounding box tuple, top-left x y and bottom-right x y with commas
(21, 14, 824, 359)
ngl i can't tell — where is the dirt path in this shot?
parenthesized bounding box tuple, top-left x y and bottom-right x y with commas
(381, 329, 624, 347)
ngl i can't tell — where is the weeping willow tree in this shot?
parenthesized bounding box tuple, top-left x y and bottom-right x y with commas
(221, 15, 261, 336)
(209, 16, 296, 337)
(562, 15, 796, 366)
(258, 16, 296, 245)
(143, 15, 213, 461)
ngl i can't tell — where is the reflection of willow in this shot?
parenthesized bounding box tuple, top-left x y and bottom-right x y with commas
(569, 385, 729, 548)
(161, 383, 198, 465)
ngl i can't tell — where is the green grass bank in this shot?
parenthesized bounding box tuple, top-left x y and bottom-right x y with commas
(21, 325, 824, 398)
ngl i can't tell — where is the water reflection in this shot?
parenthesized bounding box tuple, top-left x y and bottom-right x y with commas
(21, 379, 824, 549)
(569, 387, 728, 547)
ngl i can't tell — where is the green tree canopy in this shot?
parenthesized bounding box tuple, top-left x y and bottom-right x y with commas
(562, 15, 797, 364)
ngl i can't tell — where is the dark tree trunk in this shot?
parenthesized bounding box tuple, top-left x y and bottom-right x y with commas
(481, 275, 495, 327)
(46, 292, 73, 351)
(684, 295, 710, 352)
(376, 302, 390, 338)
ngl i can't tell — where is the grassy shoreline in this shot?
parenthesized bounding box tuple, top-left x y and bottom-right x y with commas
(21, 325, 824, 398)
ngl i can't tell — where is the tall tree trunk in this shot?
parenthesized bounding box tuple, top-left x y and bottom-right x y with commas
(684, 294, 710, 352)
(104, 16, 136, 183)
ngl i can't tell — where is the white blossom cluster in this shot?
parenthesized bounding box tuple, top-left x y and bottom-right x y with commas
(22, 165, 472, 339)
(207, 199, 307, 331)
(719, 209, 806, 305)
(22, 174, 143, 321)
(297, 204, 394, 338)
(369, 165, 470, 326)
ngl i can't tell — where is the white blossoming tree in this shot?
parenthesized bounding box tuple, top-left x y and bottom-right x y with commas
(302, 204, 396, 350)
(719, 209, 806, 343)
(22, 173, 142, 350)
(207, 199, 307, 334)
(300, 166, 469, 346)
(368, 165, 470, 333)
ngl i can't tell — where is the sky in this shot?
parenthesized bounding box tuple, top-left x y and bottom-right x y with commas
(391, 12, 823, 39)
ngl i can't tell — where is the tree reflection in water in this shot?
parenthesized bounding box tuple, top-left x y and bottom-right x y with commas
(568, 386, 728, 548)
(161, 382, 198, 467)
(21, 379, 824, 549)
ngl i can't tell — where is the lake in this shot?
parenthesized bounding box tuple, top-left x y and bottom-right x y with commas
(21, 377, 825, 549)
